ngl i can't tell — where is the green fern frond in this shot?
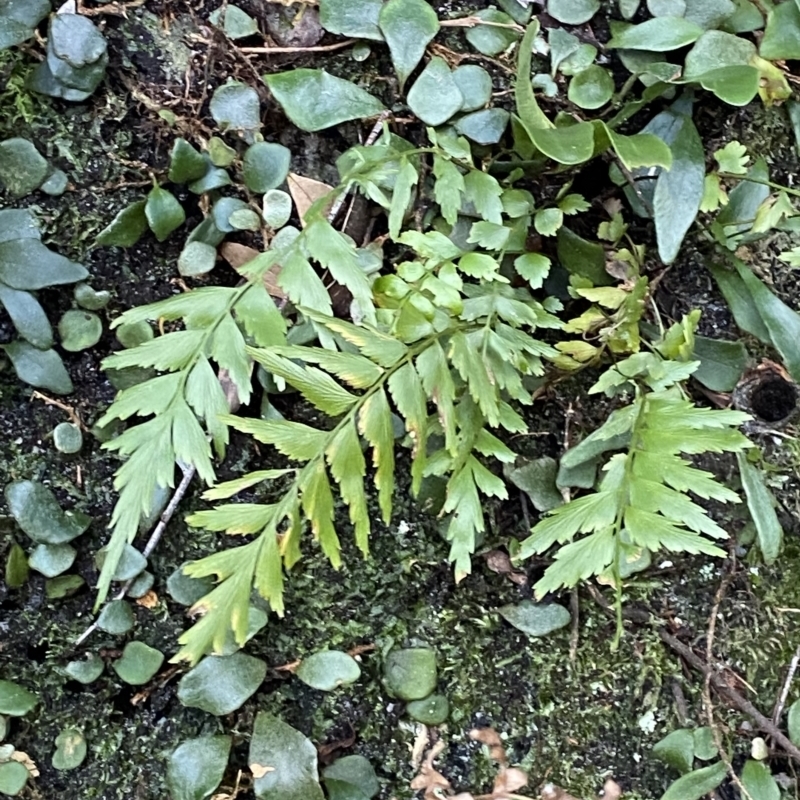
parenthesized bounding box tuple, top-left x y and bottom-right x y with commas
(518, 377, 751, 644)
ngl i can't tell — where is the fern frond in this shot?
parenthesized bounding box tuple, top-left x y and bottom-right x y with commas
(518, 380, 751, 644)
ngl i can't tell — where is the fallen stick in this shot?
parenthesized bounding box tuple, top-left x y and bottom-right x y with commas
(660, 630, 800, 764)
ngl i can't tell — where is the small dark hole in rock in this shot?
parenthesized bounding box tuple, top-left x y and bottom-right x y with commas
(749, 377, 797, 422)
(26, 642, 49, 662)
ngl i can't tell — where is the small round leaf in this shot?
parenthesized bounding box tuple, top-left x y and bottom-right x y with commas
(113, 641, 164, 685)
(0, 760, 29, 796)
(0, 680, 36, 716)
(407, 58, 464, 126)
(145, 186, 186, 242)
(242, 142, 291, 193)
(177, 653, 266, 715)
(453, 64, 493, 112)
(167, 736, 231, 800)
(262, 189, 293, 228)
(29, 543, 76, 577)
(568, 65, 615, 109)
(210, 81, 261, 135)
(65, 653, 104, 684)
(96, 599, 135, 635)
(167, 563, 215, 606)
(406, 693, 450, 725)
(52, 729, 87, 771)
(384, 648, 437, 701)
(178, 241, 217, 277)
(498, 599, 571, 637)
(58, 309, 102, 352)
(53, 422, 83, 454)
(45, 574, 85, 599)
(296, 651, 361, 691)
(322, 755, 380, 799)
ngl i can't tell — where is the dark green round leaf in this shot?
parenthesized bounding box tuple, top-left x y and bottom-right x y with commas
(178, 241, 217, 277)
(407, 58, 464, 126)
(208, 136, 237, 167)
(64, 653, 105, 684)
(0, 680, 37, 716)
(406, 693, 450, 725)
(0, 760, 29, 796)
(0, 0, 50, 50)
(211, 196, 250, 232)
(761, 2, 800, 60)
(188, 164, 232, 194)
(0, 137, 49, 197)
(40, 169, 68, 196)
(229, 208, 261, 231)
(178, 653, 266, 715)
(465, 9, 519, 56)
(296, 651, 361, 691)
(242, 142, 291, 193)
(95, 543, 147, 582)
(210, 81, 261, 134)
(453, 65, 492, 112)
(262, 189, 293, 228)
(58, 309, 102, 352)
(96, 600, 135, 635)
(94, 201, 148, 247)
(29, 543, 76, 577)
(378, 0, 439, 91)
(384, 648, 437, 701)
(5, 480, 90, 544)
(45, 574, 85, 599)
(52, 729, 87, 771)
(0, 284, 53, 348)
(4, 542, 29, 589)
(498, 600, 571, 637)
(265, 69, 385, 132)
(167, 736, 232, 800)
(167, 563, 215, 606)
(115, 320, 153, 349)
(652, 728, 694, 774)
(113, 641, 165, 685)
(127, 570, 154, 599)
(454, 108, 509, 145)
(210, 4, 258, 39)
(568, 65, 615, 109)
(319, 0, 383, 41)
(168, 138, 209, 184)
(145, 186, 186, 242)
(249, 712, 325, 800)
(74, 283, 111, 310)
(548, 0, 601, 24)
(322, 755, 379, 800)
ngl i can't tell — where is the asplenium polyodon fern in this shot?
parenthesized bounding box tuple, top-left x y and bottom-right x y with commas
(94, 128, 576, 662)
(177, 247, 563, 663)
(94, 193, 378, 609)
(516, 352, 751, 643)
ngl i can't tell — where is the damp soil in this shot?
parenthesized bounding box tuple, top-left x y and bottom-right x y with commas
(1, 3, 800, 800)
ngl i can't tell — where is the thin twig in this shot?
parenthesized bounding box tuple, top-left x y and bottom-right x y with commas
(74, 464, 196, 647)
(703, 561, 751, 800)
(773, 644, 800, 726)
(661, 630, 800, 764)
(239, 39, 356, 55)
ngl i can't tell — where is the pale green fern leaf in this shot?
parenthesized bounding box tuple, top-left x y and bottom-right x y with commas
(357, 386, 395, 524)
(326, 420, 369, 555)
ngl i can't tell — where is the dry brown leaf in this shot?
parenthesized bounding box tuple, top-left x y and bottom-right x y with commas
(249, 763, 275, 779)
(410, 739, 451, 800)
(410, 724, 430, 770)
(601, 779, 622, 800)
(135, 590, 158, 608)
(482, 550, 528, 586)
(220, 242, 286, 300)
(11, 750, 39, 777)
(469, 728, 507, 765)
(540, 784, 580, 800)
(602, 198, 623, 217)
(287, 172, 334, 224)
(493, 766, 528, 796)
